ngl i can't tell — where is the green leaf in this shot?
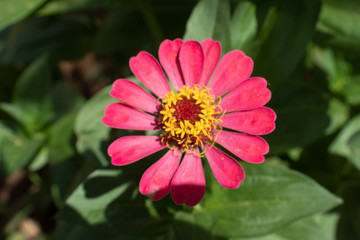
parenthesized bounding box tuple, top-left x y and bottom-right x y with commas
(0, 0, 47, 31)
(74, 85, 113, 166)
(58, 169, 134, 225)
(330, 114, 360, 170)
(28, 146, 49, 171)
(230, 1, 257, 51)
(320, 0, 360, 39)
(0, 16, 91, 64)
(337, 183, 360, 240)
(183, 0, 231, 52)
(39, 0, 119, 15)
(232, 214, 339, 240)
(253, 0, 321, 86)
(173, 211, 221, 240)
(269, 214, 339, 240)
(308, 44, 351, 93)
(57, 168, 170, 237)
(53, 221, 174, 240)
(0, 122, 46, 175)
(342, 75, 360, 105)
(0, 54, 54, 132)
(316, 0, 360, 54)
(48, 113, 77, 164)
(202, 163, 342, 238)
(326, 98, 350, 135)
(52, 81, 85, 118)
(0, 102, 35, 128)
(0, 64, 21, 102)
(348, 131, 360, 170)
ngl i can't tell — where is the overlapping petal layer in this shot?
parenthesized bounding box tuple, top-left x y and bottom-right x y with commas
(216, 130, 269, 163)
(130, 51, 170, 97)
(108, 136, 166, 166)
(199, 39, 221, 86)
(179, 40, 204, 87)
(221, 107, 277, 135)
(110, 79, 159, 113)
(171, 149, 205, 206)
(103, 103, 157, 130)
(205, 146, 245, 189)
(139, 150, 181, 200)
(159, 39, 184, 89)
(221, 77, 271, 112)
(209, 50, 253, 98)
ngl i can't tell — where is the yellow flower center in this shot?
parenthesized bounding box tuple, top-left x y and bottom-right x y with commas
(159, 85, 224, 154)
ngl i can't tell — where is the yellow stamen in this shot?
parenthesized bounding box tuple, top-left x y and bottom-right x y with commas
(159, 85, 224, 155)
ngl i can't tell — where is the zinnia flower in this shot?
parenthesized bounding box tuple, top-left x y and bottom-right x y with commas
(102, 39, 276, 206)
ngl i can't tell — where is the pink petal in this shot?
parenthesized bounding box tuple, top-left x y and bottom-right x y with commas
(209, 50, 253, 98)
(108, 136, 166, 166)
(221, 77, 271, 112)
(199, 39, 221, 86)
(110, 79, 160, 113)
(171, 150, 205, 206)
(220, 107, 277, 135)
(139, 150, 181, 201)
(205, 146, 245, 189)
(216, 130, 269, 163)
(179, 40, 204, 87)
(158, 39, 184, 89)
(102, 103, 156, 130)
(130, 51, 171, 98)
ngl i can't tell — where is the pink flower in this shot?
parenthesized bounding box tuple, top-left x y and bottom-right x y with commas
(102, 39, 276, 206)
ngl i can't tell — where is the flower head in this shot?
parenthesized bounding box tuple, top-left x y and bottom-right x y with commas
(102, 39, 276, 206)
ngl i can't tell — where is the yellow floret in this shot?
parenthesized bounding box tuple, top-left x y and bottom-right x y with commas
(159, 85, 224, 155)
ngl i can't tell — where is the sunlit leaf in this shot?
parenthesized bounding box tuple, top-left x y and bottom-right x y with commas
(74, 85, 113, 166)
(57, 168, 171, 237)
(232, 213, 339, 240)
(203, 163, 342, 238)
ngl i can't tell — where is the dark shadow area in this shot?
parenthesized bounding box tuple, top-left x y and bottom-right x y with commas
(265, 67, 330, 155)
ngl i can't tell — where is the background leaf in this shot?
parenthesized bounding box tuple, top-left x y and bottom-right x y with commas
(231, 1, 257, 51)
(183, 0, 231, 52)
(329, 114, 360, 170)
(0, 0, 47, 31)
(0, 54, 53, 133)
(266, 74, 329, 154)
(74, 85, 113, 166)
(0, 123, 46, 175)
(252, 0, 321, 87)
(316, 0, 360, 55)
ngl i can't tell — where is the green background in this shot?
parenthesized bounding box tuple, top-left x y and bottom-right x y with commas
(0, 0, 359, 239)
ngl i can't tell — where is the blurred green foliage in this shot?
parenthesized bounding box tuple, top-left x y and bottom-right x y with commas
(0, 0, 360, 239)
